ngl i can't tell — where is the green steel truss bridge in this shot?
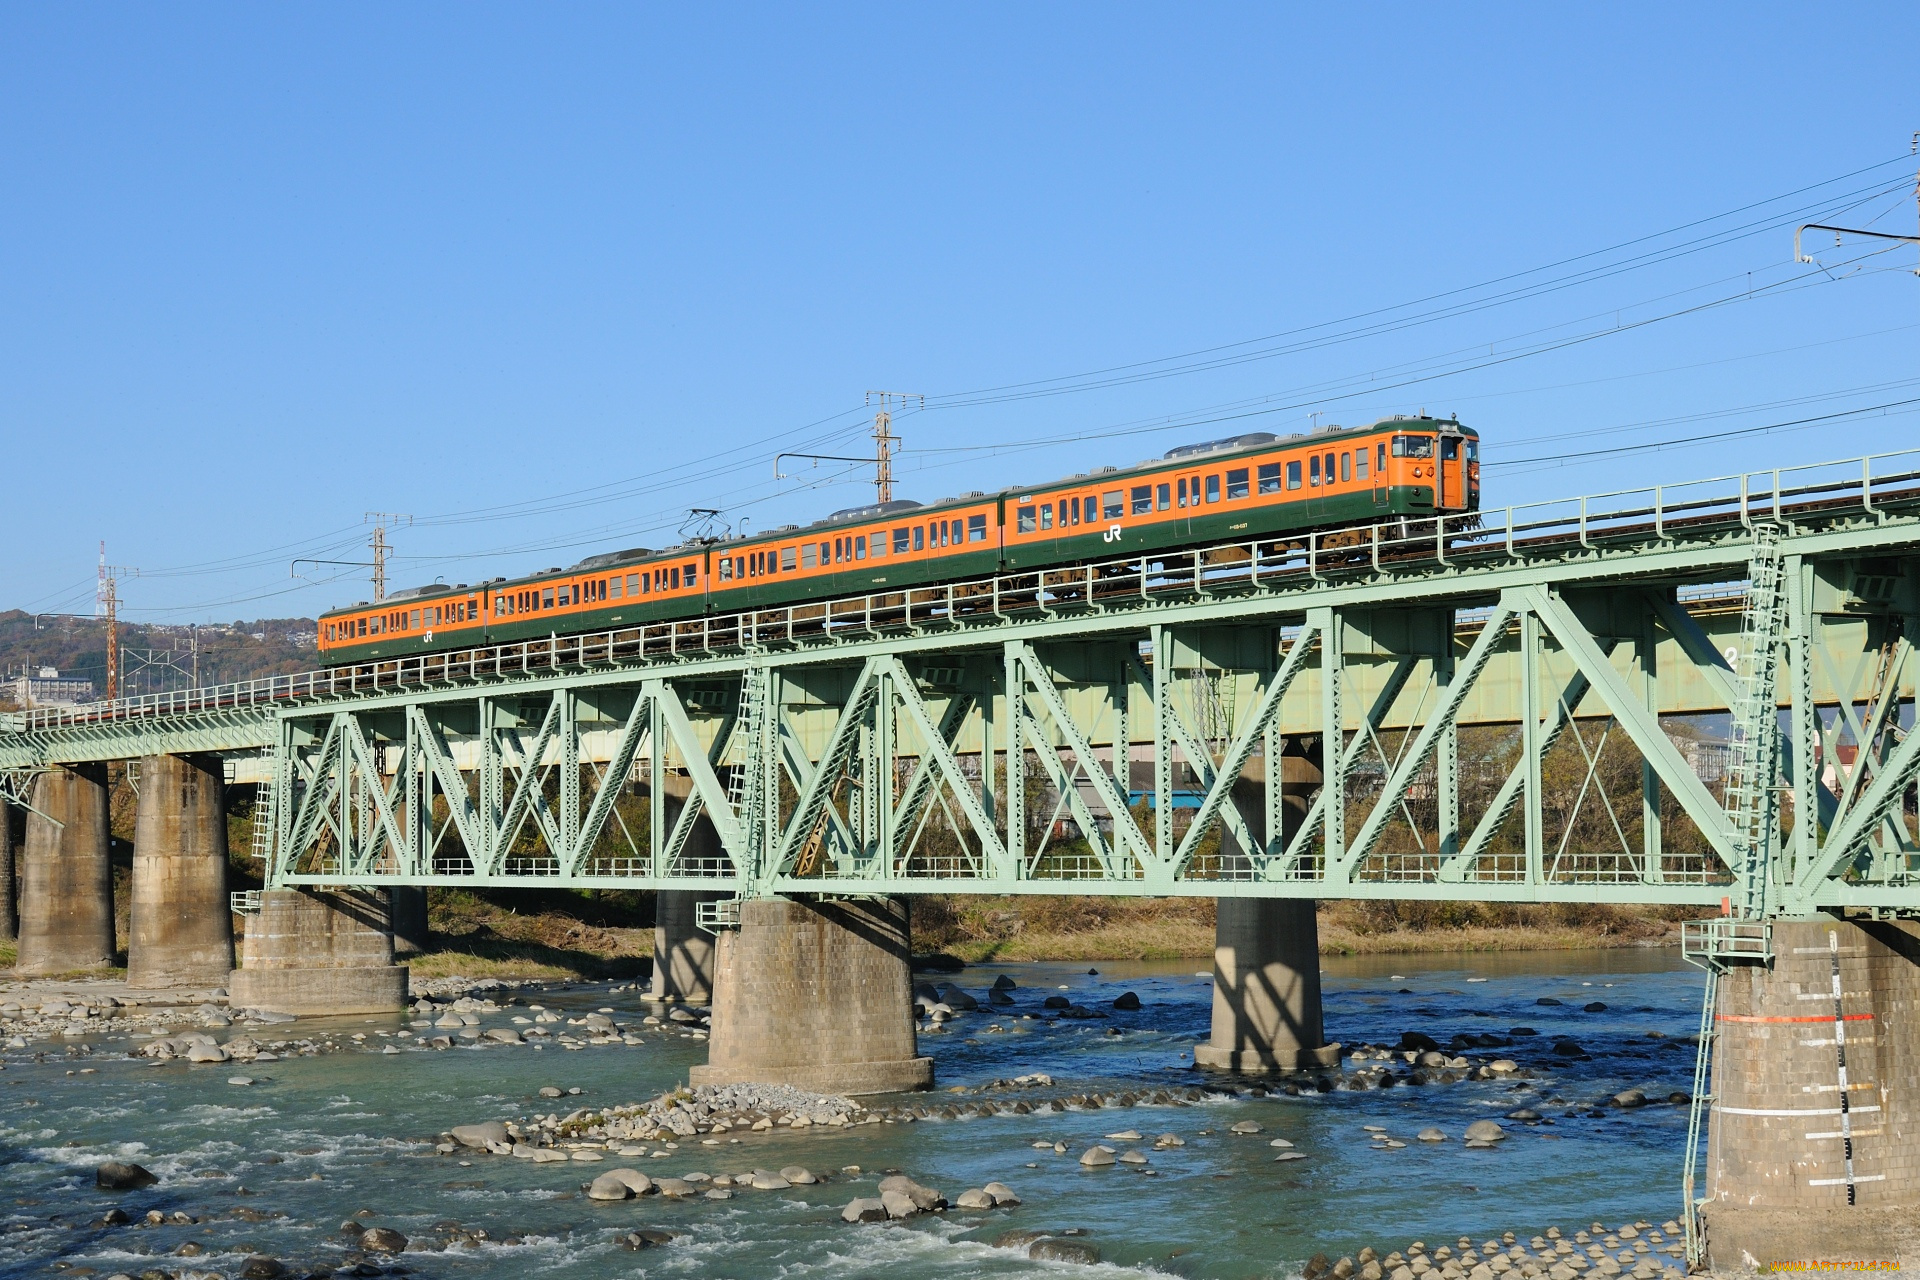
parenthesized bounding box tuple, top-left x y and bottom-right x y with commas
(5, 450, 1920, 919)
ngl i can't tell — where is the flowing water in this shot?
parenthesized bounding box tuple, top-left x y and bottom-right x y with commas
(3, 947, 1705, 1279)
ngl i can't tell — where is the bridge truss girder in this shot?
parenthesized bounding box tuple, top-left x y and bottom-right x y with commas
(256, 560, 1920, 915)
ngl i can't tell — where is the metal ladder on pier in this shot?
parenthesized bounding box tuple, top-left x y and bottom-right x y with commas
(251, 771, 275, 864)
(1722, 522, 1787, 918)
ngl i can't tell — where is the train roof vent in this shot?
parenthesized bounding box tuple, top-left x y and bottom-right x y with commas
(811, 497, 923, 529)
(386, 584, 450, 601)
(1312, 424, 1343, 434)
(571, 547, 654, 571)
(961, 490, 985, 499)
(1162, 431, 1276, 459)
(1094, 465, 1118, 474)
(771, 524, 800, 533)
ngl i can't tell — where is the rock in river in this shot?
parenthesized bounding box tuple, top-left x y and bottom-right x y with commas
(1079, 1146, 1116, 1167)
(1112, 991, 1141, 1010)
(451, 1122, 509, 1149)
(1463, 1120, 1507, 1143)
(96, 1162, 158, 1191)
(359, 1227, 408, 1253)
(842, 1197, 887, 1223)
(588, 1174, 634, 1201)
(1031, 1238, 1102, 1263)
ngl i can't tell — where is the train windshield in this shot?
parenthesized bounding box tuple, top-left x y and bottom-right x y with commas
(1390, 434, 1434, 459)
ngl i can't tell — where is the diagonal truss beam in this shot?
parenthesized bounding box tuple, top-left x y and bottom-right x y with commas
(1520, 585, 1737, 867)
(1172, 619, 1319, 873)
(881, 657, 1009, 875)
(1010, 642, 1155, 868)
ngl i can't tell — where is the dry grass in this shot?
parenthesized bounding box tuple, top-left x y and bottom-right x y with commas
(910, 894, 1681, 962)
(412, 890, 652, 981)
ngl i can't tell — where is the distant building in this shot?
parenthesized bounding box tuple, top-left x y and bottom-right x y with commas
(8, 667, 96, 707)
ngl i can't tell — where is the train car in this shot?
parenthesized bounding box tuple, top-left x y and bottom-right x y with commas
(317, 414, 1477, 665)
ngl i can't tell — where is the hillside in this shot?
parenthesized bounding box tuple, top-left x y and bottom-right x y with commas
(0, 610, 317, 707)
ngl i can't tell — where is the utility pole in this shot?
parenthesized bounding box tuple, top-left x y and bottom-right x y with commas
(364, 513, 413, 602)
(96, 542, 141, 701)
(864, 392, 922, 504)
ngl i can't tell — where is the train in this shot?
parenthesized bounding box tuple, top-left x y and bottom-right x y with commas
(317, 414, 1479, 666)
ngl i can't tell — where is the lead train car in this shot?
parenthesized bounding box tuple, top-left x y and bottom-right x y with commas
(319, 415, 1479, 665)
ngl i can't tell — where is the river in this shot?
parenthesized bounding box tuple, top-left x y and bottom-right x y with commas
(3, 947, 1703, 1279)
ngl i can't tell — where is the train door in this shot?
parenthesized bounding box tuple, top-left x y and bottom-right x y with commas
(1438, 435, 1460, 510)
(1372, 440, 1387, 507)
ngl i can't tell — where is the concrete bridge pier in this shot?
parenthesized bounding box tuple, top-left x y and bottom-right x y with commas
(127, 754, 235, 989)
(0, 798, 17, 942)
(227, 889, 409, 1014)
(691, 896, 933, 1095)
(389, 887, 430, 957)
(16, 764, 116, 975)
(1194, 740, 1341, 1072)
(646, 773, 722, 1002)
(1700, 917, 1920, 1269)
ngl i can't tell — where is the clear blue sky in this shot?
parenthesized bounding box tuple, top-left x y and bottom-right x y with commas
(3, 6, 1916, 624)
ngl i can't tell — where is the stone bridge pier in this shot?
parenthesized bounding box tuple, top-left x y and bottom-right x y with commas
(16, 764, 116, 975)
(228, 890, 408, 1015)
(127, 754, 235, 989)
(692, 895, 932, 1095)
(1195, 739, 1341, 1073)
(1701, 917, 1920, 1269)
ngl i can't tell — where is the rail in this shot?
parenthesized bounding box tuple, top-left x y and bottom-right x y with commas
(7, 447, 1919, 737)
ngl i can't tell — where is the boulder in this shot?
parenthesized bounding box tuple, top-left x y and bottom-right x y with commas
(779, 1165, 817, 1185)
(588, 1174, 634, 1201)
(186, 1044, 230, 1063)
(1583, 1001, 1608, 1013)
(484, 1028, 523, 1044)
(1043, 995, 1071, 1009)
(877, 1174, 944, 1209)
(1399, 1031, 1441, 1053)
(239, 1256, 284, 1279)
(1417, 1128, 1448, 1142)
(359, 1227, 408, 1254)
(955, 1188, 994, 1209)
(991, 975, 1016, 990)
(1612, 1089, 1647, 1108)
(1031, 1239, 1101, 1263)
(881, 1188, 921, 1219)
(1463, 1120, 1507, 1143)
(451, 1122, 509, 1149)
(1112, 991, 1141, 1010)
(842, 1197, 888, 1223)
(1079, 1146, 1116, 1167)
(982, 1181, 1020, 1206)
(1229, 1120, 1263, 1134)
(608, 1169, 653, 1194)
(95, 1162, 158, 1191)
(654, 1178, 695, 1197)
(988, 988, 1015, 1006)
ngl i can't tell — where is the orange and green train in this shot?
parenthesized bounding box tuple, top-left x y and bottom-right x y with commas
(318, 415, 1480, 666)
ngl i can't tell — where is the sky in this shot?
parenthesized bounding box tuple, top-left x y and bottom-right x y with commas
(2, 6, 1917, 625)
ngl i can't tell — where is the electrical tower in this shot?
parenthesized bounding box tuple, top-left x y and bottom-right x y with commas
(95, 542, 141, 701)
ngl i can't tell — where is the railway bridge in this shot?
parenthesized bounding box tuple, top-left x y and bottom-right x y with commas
(4, 449, 1920, 1265)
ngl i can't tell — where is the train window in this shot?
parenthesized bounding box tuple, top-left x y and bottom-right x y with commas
(855, 535, 867, 560)
(1441, 437, 1460, 461)
(609, 576, 622, 599)
(911, 525, 923, 550)
(356, 617, 366, 637)
(411, 609, 422, 630)
(1131, 485, 1151, 515)
(1017, 506, 1036, 533)
(370, 616, 383, 636)
(1286, 460, 1302, 490)
(1465, 439, 1478, 462)
(1103, 491, 1124, 520)
(1227, 468, 1249, 499)
(886, 528, 902, 554)
(1176, 478, 1187, 508)
(801, 544, 816, 569)
(720, 559, 732, 581)
(1205, 474, 1220, 503)
(968, 514, 987, 542)
(1157, 482, 1171, 510)
(782, 547, 797, 571)
(1039, 503, 1053, 530)
(1059, 500, 1072, 527)
(1324, 452, 1336, 482)
(1258, 463, 1281, 495)
(1355, 450, 1368, 480)
(936, 522, 948, 548)
(1391, 434, 1434, 458)
(684, 563, 698, 586)
(869, 531, 885, 558)
(1309, 456, 1321, 487)
(669, 568, 680, 590)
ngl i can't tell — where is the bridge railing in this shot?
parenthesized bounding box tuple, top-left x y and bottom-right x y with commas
(9, 446, 1919, 737)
